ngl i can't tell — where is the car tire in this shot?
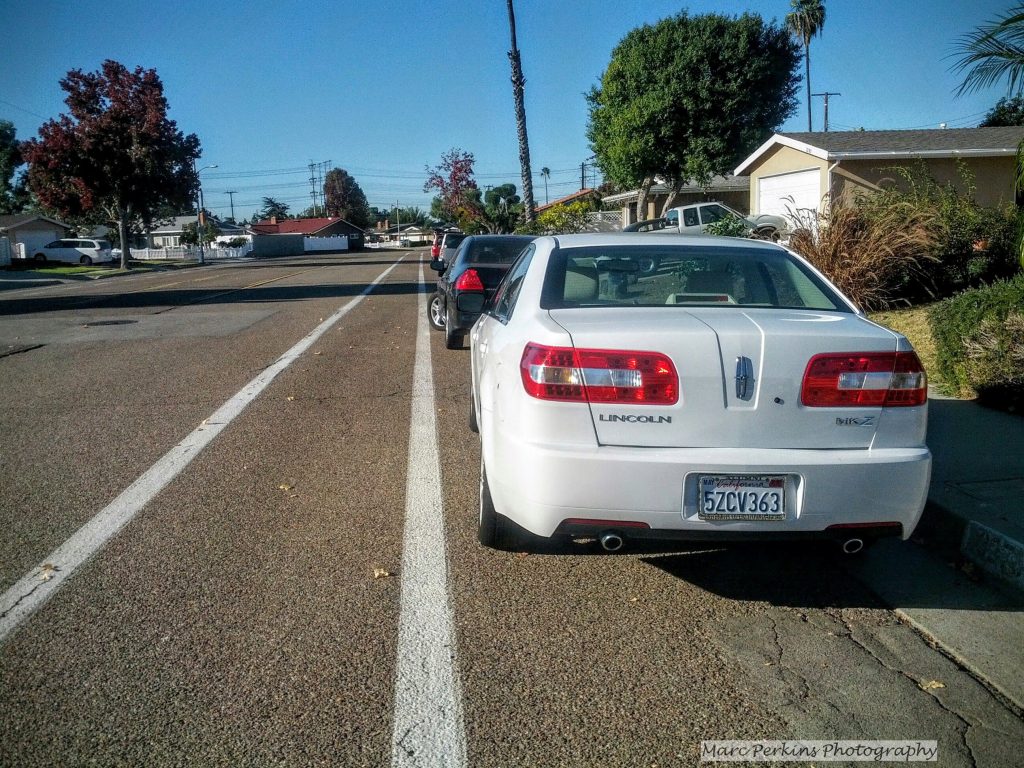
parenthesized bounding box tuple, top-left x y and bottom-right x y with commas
(444, 310, 462, 350)
(478, 456, 514, 550)
(469, 388, 479, 433)
(428, 292, 446, 331)
(80, 255, 92, 266)
(33, 254, 46, 263)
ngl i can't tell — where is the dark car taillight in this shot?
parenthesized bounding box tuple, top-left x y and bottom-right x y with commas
(520, 344, 678, 404)
(453, 269, 485, 292)
(801, 351, 927, 407)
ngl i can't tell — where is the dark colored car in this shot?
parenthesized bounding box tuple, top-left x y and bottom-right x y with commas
(438, 231, 467, 267)
(428, 234, 535, 349)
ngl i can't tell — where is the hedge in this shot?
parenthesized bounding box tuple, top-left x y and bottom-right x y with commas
(928, 272, 1024, 412)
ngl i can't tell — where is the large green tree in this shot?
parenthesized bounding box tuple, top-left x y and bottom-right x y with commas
(323, 167, 371, 227)
(21, 60, 200, 269)
(464, 183, 524, 233)
(258, 197, 290, 220)
(786, 0, 827, 132)
(0, 120, 31, 214)
(587, 12, 800, 217)
(981, 95, 1024, 126)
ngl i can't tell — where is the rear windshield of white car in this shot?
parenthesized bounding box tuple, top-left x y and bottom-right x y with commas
(540, 245, 851, 312)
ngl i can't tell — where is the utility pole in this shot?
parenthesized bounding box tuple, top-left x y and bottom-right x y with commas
(308, 161, 318, 215)
(581, 162, 586, 191)
(812, 92, 841, 132)
(225, 191, 237, 223)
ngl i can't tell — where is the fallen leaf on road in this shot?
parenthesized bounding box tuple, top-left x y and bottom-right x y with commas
(373, 568, 391, 579)
(39, 563, 58, 581)
(314, 351, 323, 356)
(286, 396, 295, 401)
(919, 680, 945, 690)
(278, 483, 294, 491)
(289, 494, 299, 498)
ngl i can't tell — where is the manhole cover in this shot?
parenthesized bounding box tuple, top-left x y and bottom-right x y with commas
(83, 320, 138, 327)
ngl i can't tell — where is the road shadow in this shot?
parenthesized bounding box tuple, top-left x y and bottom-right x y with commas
(0, 281, 424, 316)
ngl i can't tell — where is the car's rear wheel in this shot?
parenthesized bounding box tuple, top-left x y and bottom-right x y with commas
(428, 292, 446, 330)
(80, 255, 92, 266)
(33, 254, 46, 263)
(478, 456, 514, 550)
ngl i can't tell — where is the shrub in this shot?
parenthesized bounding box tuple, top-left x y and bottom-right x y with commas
(518, 200, 592, 235)
(704, 216, 749, 237)
(928, 272, 1024, 412)
(786, 199, 938, 310)
(859, 163, 1021, 302)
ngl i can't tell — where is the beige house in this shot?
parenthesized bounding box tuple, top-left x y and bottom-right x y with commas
(734, 127, 1024, 221)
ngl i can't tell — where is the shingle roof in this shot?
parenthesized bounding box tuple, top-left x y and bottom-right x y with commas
(0, 213, 69, 231)
(780, 127, 1024, 154)
(736, 127, 1024, 175)
(535, 188, 600, 213)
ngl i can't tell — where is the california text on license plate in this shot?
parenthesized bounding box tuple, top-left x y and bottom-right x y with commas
(698, 475, 786, 520)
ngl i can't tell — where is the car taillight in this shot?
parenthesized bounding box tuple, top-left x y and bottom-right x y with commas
(801, 351, 927, 407)
(431, 245, 440, 257)
(454, 269, 485, 292)
(520, 343, 678, 404)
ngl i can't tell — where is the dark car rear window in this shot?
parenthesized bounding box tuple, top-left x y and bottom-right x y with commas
(442, 234, 466, 249)
(465, 237, 534, 264)
(541, 244, 850, 312)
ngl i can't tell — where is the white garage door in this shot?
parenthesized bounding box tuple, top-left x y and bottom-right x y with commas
(758, 170, 822, 221)
(15, 229, 62, 257)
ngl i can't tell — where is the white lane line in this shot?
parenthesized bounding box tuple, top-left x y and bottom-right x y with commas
(0, 258, 406, 644)
(391, 262, 466, 768)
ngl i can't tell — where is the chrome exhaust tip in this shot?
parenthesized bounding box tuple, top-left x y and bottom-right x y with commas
(599, 532, 625, 552)
(841, 538, 865, 555)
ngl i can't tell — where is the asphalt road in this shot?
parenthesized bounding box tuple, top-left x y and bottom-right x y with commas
(0, 252, 1021, 766)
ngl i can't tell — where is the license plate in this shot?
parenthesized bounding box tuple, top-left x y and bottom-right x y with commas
(698, 475, 786, 520)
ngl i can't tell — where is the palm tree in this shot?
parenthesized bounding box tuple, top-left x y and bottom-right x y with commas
(507, 0, 536, 223)
(953, 6, 1024, 96)
(540, 167, 550, 204)
(787, 0, 826, 132)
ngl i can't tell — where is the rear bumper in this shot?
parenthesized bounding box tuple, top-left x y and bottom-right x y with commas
(487, 439, 931, 541)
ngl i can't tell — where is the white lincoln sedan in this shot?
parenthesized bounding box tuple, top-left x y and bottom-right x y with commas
(469, 234, 931, 553)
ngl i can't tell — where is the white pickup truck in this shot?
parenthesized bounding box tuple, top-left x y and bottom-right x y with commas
(624, 201, 788, 241)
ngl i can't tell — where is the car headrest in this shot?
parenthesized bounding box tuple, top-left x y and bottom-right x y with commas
(564, 265, 599, 303)
(686, 270, 734, 294)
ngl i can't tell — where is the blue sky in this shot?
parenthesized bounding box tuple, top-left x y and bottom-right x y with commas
(0, 0, 1017, 221)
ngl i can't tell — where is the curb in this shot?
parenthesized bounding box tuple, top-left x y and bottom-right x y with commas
(916, 499, 1024, 594)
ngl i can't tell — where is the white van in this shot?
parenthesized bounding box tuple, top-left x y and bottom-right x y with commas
(31, 238, 114, 265)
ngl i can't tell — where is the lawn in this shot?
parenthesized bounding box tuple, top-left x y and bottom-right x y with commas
(868, 303, 948, 394)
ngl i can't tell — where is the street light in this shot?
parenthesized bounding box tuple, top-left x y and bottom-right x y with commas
(195, 163, 218, 264)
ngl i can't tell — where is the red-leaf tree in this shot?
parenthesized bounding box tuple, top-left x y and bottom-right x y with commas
(22, 60, 201, 268)
(424, 148, 481, 227)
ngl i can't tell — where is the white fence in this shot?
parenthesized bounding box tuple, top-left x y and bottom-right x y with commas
(303, 235, 349, 252)
(584, 211, 623, 231)
(128, 243, 253, 261)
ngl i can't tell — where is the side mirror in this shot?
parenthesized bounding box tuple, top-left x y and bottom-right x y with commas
(429, 258, 445, 273)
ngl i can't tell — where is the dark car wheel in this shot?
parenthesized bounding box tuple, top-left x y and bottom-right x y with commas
(80, 255, 93, 266)
(428, 292, 446, 330)
(33, 253, 46, 263)
(479, 456, 515, 550)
